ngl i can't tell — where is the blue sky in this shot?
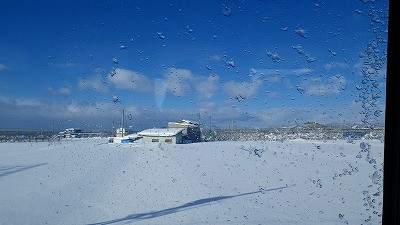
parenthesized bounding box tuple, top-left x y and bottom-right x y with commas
(0, 0, 387, 130)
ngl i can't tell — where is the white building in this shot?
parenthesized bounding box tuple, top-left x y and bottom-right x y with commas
(137, 128, 185, 144)
(167, 120, 201, 141)
(58, 128, 82, 138)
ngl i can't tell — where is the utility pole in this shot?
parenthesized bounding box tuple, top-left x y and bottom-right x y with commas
(198, 112, 201, 130)
(209, 116, 212, 132)
(122, 109, 125, 136)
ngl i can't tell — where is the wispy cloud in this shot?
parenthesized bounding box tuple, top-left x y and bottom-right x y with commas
(299, 75, 347, 95)
(207, 54, 221, 62)
(324, 62, 348, 70)
(249, 68, 312, 84)
(48, 85, 72, 96)
(0, 63, 8, 71)
(196, 100, 382, 128)
(0, 93, 384, 130)
(0, 94, 197, 130)
(223, 79, 263, 99)
(54, 63, 76, 69)
(78, 75, 109, 93)
(252, 68, 312, 76)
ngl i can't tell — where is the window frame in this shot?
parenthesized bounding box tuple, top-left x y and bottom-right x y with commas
(382, 0, 400, 224)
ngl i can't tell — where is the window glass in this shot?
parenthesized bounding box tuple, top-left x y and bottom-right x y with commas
(0, 0, 387, 224)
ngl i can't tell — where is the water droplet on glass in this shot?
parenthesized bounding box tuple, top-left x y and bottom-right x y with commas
(221, 4, 232, 17)
(306, 56, 316, 63)
(112, 57, 118, 64)
(266, 51, 281, 62)
(110, 68, 117, 77)
(374, 110, 383, 117)
(157, 32, 166, 40)
(262, 17, 268, 23)
(295, 28, 307, 38)
(296, 85, 305, 95)
(281, 27, 288, 31)
(112, 95, 120, 103)
(206, 65, 212, 70)
(339, 214, 344, 219)
(254, 149, 263, 157)
(292, 44, 305, 54)
(360, 142, 371, 151)
(314, 3, 320, 7)
(329, 49, 336, 56)
(259, 187, 267, 194)
(119, 44, 126, 50)
(186, 25, 193, 34)
(226, 59, 235, 68)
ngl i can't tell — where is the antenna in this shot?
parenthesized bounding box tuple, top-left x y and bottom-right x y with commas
(122, 109, 125, 136)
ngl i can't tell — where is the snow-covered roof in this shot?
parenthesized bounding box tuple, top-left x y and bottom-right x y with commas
(179, 120, 199, 125)
(168, 120, 200, 127)
(138, 128, 185, 137)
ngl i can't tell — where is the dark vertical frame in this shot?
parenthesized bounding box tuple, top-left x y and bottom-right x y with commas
(383, 0, 400, 224)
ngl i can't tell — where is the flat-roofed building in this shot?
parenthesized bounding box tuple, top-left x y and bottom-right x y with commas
(137, 128, 185, 144)
(167, 120, 201, 141)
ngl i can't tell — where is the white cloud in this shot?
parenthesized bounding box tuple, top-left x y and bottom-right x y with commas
(154, 69, 219, 107)
(194, 75, 220, 99)
(300, 75, 347, 95)
(194, 100, 382, 128)
(48, 85, 72, 96)
(0, 93, 384, 130)
(59, 87, 71, 96)
(265, 74, 281, 83)
(266, 91, 279, 99)
(0, 64, 8, 71)
(78, 75, 109, 93)
(324, 62, 348, 70)
(108, 68, 154, 93)
(54, 63, 76, 69)
(253, 68, 312, 77)
(0, 95, 41, 107)
(163, 67, 194, 96)
(207, 54, 221, 62)
(223, 79, 263, 99)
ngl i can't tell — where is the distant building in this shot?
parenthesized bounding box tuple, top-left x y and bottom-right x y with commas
(167, 120, 201, 141)
(137, 128, 185, 144)
(108, 119, 201, 144)
(116, 127, 130, 137)
(304, 122, 326, 129)
(58, 128, 82, 138)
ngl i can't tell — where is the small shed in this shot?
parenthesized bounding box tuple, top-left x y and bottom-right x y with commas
(137, 128, 185, 144)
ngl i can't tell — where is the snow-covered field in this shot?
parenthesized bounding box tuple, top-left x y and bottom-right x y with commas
(0, 138, 383, 225)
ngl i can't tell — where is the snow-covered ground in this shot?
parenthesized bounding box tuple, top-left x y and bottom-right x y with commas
(0, 138, 383, 224)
